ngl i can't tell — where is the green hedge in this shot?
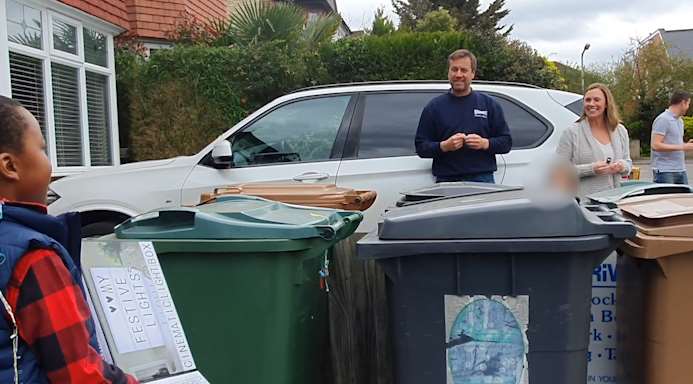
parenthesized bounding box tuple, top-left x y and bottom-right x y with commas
(684, 116, 693, 140)
(121, 32, 562, 161)
(319, 32, 561, 87)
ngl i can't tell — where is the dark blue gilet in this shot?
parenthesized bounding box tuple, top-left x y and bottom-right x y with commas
(0, 203, 98, 383)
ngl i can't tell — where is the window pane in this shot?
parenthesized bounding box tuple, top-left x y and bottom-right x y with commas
(86, 72, 112, 166)
(6, 0, 42, 49)
(565, 99, 583, 116)
(358, 93, 441, 159)
(53, 19, 77, 54)
(9, 52, 46, 140)
(52, 63, 83, 166)
(231, 96, 350, 167)
(493, 97, 549, 149)
(84, 28, 107, 67)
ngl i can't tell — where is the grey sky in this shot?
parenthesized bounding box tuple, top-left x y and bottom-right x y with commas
(336, 0, 693, 66)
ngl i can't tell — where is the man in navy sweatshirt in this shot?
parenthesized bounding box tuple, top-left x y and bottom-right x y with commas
(415, 49, 512, 183)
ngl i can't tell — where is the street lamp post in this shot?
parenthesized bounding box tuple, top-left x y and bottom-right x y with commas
(581, 43, 591, 93)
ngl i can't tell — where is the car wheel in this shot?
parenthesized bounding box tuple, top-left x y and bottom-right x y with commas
(81, 220, 121, 238)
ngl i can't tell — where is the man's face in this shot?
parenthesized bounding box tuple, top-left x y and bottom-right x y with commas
(0, 108, 52, 204)
(682, 99, 691, 115)
(448, 57, 475, 95)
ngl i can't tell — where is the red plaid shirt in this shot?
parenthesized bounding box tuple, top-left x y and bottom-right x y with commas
(5, 239, 138, 383)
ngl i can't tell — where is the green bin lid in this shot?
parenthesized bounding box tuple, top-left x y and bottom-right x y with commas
(587, 182, 693, 207)
(115, 195, 362, 241)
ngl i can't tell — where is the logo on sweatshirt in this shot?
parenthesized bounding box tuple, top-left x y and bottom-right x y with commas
(474, 109, 488, 119)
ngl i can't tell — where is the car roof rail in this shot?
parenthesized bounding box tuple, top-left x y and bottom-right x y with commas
(291, 80, 543, 94)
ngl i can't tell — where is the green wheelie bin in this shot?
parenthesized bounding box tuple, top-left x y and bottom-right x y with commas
(114, 195, 363, 384)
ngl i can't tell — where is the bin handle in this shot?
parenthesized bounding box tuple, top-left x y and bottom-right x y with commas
(116, 209, 197, 236)
(337, 212, 363, 239)
(315, 212, 363, 241)
(596, 211, 627, 222)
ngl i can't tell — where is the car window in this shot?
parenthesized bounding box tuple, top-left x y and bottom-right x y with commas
(230, 96, 351, 167)
(357, 92, 441, 159)
(494, 97, 550, 149)
(565, 99, 583, 116)
(355, 92, 550, 158)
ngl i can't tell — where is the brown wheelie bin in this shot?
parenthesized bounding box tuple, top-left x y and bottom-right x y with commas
(616, 193, 693, 384)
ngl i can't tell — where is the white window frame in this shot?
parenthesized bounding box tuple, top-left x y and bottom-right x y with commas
(0, 0, 123, 176)
(48, 12, 82, 61)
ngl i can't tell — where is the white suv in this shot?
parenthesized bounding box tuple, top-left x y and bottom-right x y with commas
(48, 81, 583, 234)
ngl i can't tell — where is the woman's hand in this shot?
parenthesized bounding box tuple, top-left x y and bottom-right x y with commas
(609, 161, 626, 174)
(593, 160, 625, 175)
(592, 161, 612, 175)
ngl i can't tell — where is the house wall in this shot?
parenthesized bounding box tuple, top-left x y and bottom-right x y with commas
(59, 0, 228, 40)
(125, 0, 228, 40)
(58, 0, 130, 29)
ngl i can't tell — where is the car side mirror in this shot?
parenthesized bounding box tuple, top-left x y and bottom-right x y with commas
(211, 141, 233, 169)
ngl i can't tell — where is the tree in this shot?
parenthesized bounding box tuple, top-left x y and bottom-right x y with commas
(392, 0, 512, 35)
(392, 0, 434, 31)
(415, 8, 457, 33)
(371, 7, 396, 36)
(552, 61, 609, 94)
(609, 39, 693, 148)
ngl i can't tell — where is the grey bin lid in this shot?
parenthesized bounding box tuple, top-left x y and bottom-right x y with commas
(378, 188, 636, 241)
(587, 182, 693, 207)
(397, 182, 521, 206)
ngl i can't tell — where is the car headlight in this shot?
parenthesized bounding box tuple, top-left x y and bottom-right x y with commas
(46, 189, 61, 205)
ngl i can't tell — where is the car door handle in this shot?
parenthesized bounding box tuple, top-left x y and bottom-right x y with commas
(293, 172, 329, 182)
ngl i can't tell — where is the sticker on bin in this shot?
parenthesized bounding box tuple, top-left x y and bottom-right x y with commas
(91, 267, 165, 354)
(445, 295, 529, 384)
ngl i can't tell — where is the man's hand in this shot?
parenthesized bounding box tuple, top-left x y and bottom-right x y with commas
(684, 139, 693, 151)
(440, 133, 466, 152)
(465, 134, 490, 151)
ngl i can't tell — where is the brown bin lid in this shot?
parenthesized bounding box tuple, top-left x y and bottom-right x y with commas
(618, 194, 693, 258)
(199, 183, 377, 211)
(621, 232, 693, 260)
(619, 194, 693, 230)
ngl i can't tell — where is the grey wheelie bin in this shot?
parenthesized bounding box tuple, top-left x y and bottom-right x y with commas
(358, 188, 635, 384)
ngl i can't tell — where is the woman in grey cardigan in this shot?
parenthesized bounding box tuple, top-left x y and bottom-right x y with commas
(557, 83, 632, 197)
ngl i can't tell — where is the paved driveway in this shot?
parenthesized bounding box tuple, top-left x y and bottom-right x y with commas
(633, 160, 693, 182)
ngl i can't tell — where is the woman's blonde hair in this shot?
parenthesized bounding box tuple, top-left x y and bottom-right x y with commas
(578, 83, 622, 131)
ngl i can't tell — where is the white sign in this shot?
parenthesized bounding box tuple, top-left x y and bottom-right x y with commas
(140, 242, 196, 371)
(91, 267, 165, 354)
(82, 239, 206, 383)
(587, 252, 618, 383)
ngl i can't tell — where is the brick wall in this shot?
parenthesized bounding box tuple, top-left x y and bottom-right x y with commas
(60, 0, 229, 40)
(58, 0, 130, 29)
(125, 0, 228, 40)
